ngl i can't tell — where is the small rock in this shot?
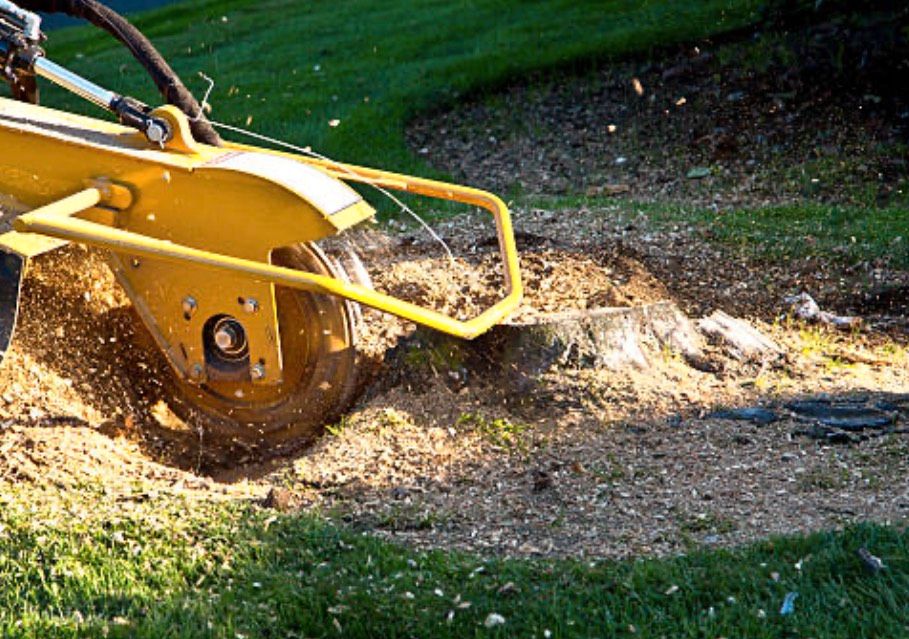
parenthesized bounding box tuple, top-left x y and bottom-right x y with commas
(686, 167, 711, 179)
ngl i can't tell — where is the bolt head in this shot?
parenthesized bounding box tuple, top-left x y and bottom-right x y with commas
(214, 325, 239, 351)
(250, 362, 266, 380)
(146, 120, 171, 145)
(147, 124, 164, 143)
(243, 297, 260, 314)
(182, 296, 198, 317)
(190, 363, 204, 379)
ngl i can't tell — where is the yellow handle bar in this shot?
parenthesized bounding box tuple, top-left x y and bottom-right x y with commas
(14, 166, 522, 340)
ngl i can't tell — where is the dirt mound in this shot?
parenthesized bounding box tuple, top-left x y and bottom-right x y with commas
(0, 205, 903, 559)
(258, 212, 909, 559)
(0, 420, 185, 486)
(369, 238, 670, 321)
(0, 222, 680, 482)
(0, 246, 212, 473)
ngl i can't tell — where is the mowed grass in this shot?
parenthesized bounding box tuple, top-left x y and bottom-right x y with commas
(690, 203, 908, 268)
(2, 485, 908, 639)
(44, 0, 765, 174)
(42, 0, 905, 260)
(535, 195, 909, 269)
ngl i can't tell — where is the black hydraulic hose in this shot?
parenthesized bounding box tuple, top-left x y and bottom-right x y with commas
(18, 0, 221, 145)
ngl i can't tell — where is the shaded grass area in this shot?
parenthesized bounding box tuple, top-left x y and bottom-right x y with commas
(42, 0, 764, 175)
(1, 485, 907, 638)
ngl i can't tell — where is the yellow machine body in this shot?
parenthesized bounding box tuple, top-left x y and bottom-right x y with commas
(0, 96, 523, 388)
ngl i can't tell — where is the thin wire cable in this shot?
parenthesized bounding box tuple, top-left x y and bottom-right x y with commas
(190, 72, 215, 122)
(208, 118, 455, 263)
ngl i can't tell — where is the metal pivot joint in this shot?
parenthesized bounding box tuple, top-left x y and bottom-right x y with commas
(0, 0, 172, 145)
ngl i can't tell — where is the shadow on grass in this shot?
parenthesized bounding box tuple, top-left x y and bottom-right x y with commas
(1, 496, 907, 638)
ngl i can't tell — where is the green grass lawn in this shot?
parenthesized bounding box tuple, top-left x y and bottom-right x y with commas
(3, 484, 908, 638)
(44, 0, 765, 174)
(686, 203, 908, 268)
(41, 0, 906, 265)
(534, 195, 909, 269)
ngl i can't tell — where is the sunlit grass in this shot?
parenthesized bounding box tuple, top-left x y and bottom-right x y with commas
(531, 195, 909, 269)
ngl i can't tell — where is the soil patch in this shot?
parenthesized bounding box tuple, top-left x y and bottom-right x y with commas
(408, 10, 909, 209)
(0, 203, 905, 560)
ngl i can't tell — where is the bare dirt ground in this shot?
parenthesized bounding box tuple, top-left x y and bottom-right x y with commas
(0, 11, 907, 560)
(408, 10, 909, 210)
(283, 208, 909, 559)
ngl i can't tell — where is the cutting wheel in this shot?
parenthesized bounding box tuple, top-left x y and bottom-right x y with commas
(169, 242, 361, 447)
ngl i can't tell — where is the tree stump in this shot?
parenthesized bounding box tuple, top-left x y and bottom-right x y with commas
(388, 301, 707, 394)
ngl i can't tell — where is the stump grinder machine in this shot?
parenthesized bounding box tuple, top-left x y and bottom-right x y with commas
(0, 0, 522, 447)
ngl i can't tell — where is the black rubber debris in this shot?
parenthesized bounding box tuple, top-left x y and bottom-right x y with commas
(786, 400, 895, 431)
(708, 407, 779, 425)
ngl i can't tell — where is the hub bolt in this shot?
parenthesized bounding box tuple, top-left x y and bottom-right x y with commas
(243, 297, 260, 314)
(214, 323, 242, 351)
(182, 296, 198, 318)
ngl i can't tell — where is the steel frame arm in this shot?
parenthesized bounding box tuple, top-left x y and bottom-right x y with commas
(14, 170, 523, 340)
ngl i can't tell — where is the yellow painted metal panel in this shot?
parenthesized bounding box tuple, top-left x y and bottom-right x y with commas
(0, 96, 522, 391)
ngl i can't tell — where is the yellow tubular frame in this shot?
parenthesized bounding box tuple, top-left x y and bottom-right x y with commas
(13, 165, 523, 340)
